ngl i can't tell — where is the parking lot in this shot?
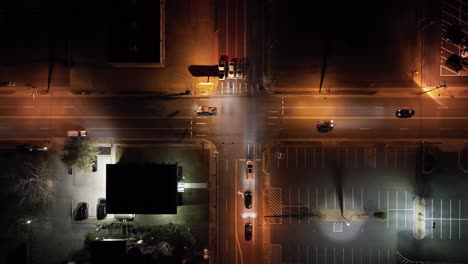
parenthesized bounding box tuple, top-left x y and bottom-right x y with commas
(265, 140, 468, 263)
(440, 0, 468, 76)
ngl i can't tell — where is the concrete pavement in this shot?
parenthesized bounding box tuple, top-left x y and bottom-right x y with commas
(413, 197, 426, 240)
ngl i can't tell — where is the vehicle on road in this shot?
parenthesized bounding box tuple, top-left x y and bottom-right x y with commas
(16, 144, 48, 152)
(218, 55, 228, 80)
(67, 130, 87, 137)
(246, 160, 254, 180)
(444, 24, 464, 45)
(245, 223, 252, 241)
(195, 106, 217, 115)
(97, 198, 106, 220)
(244, 191, 252, 209)
(228, 60, 236, 78)
(75, 202, 89, 221)
(395, 108, 415, 118)
(445, 54, 463, 73)
(316, 120, 334, 132)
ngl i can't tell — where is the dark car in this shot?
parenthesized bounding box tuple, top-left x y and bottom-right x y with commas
(245, 223, 252, 241)
(395, 108, 415, 118)
(97, 198, 106, 220)
(445, 54, 463, 72)
(316, 120, 334, 132)
(244, 191, 252, 209)
(75, 202, 89, 221)
(444, 24, 464, 45)
(462, 57, 468, 69)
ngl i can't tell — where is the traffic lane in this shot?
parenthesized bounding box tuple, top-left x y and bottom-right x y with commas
(0, 117, 194, 138)
(275, 117, 468, 138)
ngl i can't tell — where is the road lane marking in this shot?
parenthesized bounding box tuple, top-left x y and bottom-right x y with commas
(460, 200, 461, 240)
(296, 147, 298, 168)
(352, 187, 355, 209)
(287, 146, 289, 168)
(405, 191, 407, 228)
(334, 188, 336, 209)
(289, 186, 292, 224)
(437, 106, 448, 108)
(308, 187, 310, 224)
(298, 187, 301, 224)
(325, 188, 328, 209)
(316, 187, 319, 209)
(195, 122, 206, 125)
(432, 199, 434, 239)
(343, 188, 346, 209)
(361, 188, 363, 210)
(450, 199, 452, 239)
(305, 148, 307, 168)
(359, 128, 371, 130)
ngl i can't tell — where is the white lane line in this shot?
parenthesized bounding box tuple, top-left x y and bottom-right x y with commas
(359, 128, 372, 130)
(195, 122, 207, 125)
(450, 199, 452, 239)
(396, 191, 399, 229)
(23, 106, 34, 108)
(441, 199, 443, 239)
(438, 106, 448, 108)
(352, 187, 355, 209)
(460, 200, 462, 240)
(387, 191, 389, 228)
(267, 117, 279, 119)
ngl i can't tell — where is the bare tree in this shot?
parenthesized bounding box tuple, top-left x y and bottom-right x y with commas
(14, 157, 56, 207)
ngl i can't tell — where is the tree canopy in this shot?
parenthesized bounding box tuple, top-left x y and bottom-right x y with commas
(60, 137, 100, 172)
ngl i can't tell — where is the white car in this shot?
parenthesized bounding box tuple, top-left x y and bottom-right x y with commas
(228, 61, 236, 78)
(461, 49, 468, 58)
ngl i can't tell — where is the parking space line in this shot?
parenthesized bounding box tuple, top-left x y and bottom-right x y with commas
(316, 247, 318, 264)
(352, 187, 355, 209)
(450, 199, 452, 239)
(342, 248, 345, 264)
(460, 200, 461, 240)
(396, 191, 398, 229)
(387, 191, 389, 228)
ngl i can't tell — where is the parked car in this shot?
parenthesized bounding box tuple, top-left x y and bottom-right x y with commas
(228, 60, 236, 78)
(218, 55, 228, 80)
(445, 54, 463, 72)
(67, 130, 87, 137)
(16, 144, 48, 152)
(75, 202, 89, 221)
(245, 223, 252, 241)
(316, 120, 334, 132)
(246, 160, 254, 180)
(462, 57, 468, 69)
(244, 191, 252, 209)
(97, 198, 106, 220)
(461, 49, 468, 58)
(395, 108, 415, 118)
(444, 24, 464, 45)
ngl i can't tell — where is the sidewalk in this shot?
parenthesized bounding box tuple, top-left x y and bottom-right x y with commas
(413, 197, 426, 240)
